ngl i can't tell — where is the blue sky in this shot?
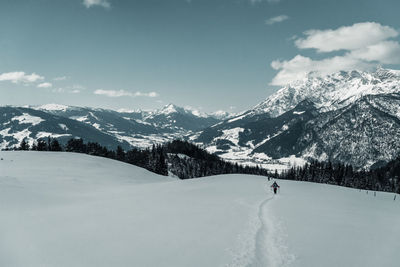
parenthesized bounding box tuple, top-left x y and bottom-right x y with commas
(1, 0, 400, 113)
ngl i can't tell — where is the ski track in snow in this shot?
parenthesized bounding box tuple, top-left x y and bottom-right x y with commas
(248, 187, 295, 267)
(226, 184, 295, 267)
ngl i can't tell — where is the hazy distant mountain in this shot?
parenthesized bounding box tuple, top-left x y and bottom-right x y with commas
(209, 110, 235, 120)
(142, 104, 220, 132)
(1, 103, 223, 150)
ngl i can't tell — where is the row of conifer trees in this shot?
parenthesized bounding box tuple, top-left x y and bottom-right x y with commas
(277, 160, 400, 193)
(14, 137, 270, 178)
(13, 137, 400, 192)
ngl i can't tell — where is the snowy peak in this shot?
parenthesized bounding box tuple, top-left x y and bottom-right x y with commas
(153, 104, 208, 118)
(116, 108, 144, 114)
(35, 103, 71, 112)
(141, 104, 220, 132)
(209, 110, 235, 120)
(373, 67, 400, 80)
(152, 104, 231, 120)
(159, 103, 181, 115)
(253, 68, 400, 118)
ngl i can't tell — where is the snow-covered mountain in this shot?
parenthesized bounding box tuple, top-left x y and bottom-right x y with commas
(33, 105, 167, 148)
(141, 104, 220, 132)
(2, 68, 400, 169)
(252, 67, 400, 117)
(194, 68, 400, 169)
(35, 103, 221, 133)
(209, 110, 235, 120)
(0, 104, 223, 150)
(0, 106, 130, 150)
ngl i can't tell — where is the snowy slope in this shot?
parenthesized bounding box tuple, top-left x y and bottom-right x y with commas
(0, 106, 129, 150)
(0, 152, 398, 267)
(0, 152, 266, 266)
(268, 180, 400, 267)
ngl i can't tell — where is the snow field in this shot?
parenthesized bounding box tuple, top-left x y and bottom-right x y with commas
(0, 151, 399, 267)
(0, 152, 268, 267)
(268, 180, 400, 267)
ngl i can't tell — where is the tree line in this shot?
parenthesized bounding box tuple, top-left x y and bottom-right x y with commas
(11, 137, 400, 193)
(276, 160, 400, 193)
(12, 137, 269, 179)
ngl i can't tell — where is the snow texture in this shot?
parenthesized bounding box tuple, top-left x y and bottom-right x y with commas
(11, 113, 44, 126)
(0, 152, 398, 267)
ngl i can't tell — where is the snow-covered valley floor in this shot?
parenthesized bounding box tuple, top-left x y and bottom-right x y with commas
(0, 151, 399, 267)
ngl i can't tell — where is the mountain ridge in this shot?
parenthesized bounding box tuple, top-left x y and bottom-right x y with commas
(2, 68, 400, 170)
(193, 68, 400, 169)
(0, 103, 226, 150)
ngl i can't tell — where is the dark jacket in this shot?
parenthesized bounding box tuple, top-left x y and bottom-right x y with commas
(271, 182, 280, 188)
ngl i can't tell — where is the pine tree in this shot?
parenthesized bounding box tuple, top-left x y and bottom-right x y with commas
(19, 139, 29, 150)
(37, 140, 48, 151)
(155, 149, 168, 175)
(66, 138, 86, 153)
(116, 146, 125, 161)
(31, 141, 38, 151)
(47, 136, 52, 151)
(50, 139, 62, 151)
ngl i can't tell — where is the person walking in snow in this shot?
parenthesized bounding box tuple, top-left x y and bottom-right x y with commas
(271, 181, 280, 194)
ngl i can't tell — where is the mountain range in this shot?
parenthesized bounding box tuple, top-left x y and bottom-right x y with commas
(0, 103, 228, 150)
(193, 68, 400, 169)
(1, 68, 400, 170)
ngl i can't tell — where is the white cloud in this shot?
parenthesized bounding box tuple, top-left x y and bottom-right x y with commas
(349, 40, 400, 64)
(266, 15, 289, 25)
(51, 85, 82, 94)
(134, 91, 159, 97)
(0, 71, 44, 84)
(271, 22, 400, 86)
(270, 55, 372, 86)
(94, 89, 159, 98)
(71, 84, 86, 90)
(53, 76, 67, 81)
(295, 22, 398, 53)
(83, 0, 110, 9)
(94, 89, 130, 97)
(52, 88, 65, 93)
(37, 82, 52, 88)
